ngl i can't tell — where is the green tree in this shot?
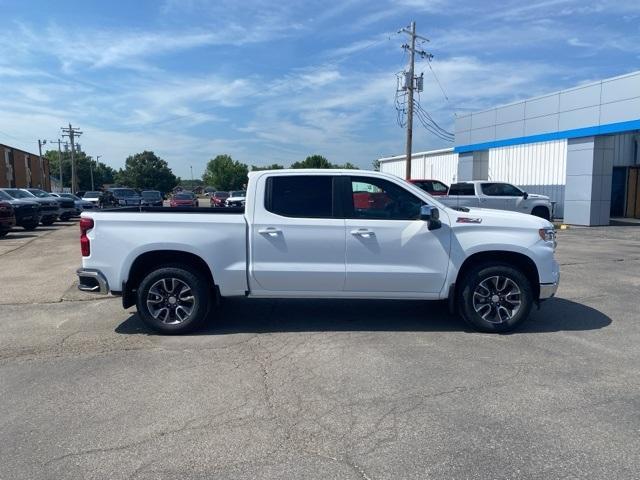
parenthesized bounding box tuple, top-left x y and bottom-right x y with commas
(202, 154, 249, 190)
(44, 149, 117, 191)
(290, 155, 333, 169)
(116, 151, 178, 193)
(251, 164, 285, 171)
(290, 155, 359, 170)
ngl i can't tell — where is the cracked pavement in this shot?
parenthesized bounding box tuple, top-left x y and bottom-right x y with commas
(1, 223, 639, 479)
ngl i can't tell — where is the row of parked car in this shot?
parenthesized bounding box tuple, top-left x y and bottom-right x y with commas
(208, 190, 247, 208)
(0, 188, 97, 237)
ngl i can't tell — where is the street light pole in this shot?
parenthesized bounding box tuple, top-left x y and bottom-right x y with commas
(37, 139, 47, 189)
(92, 155, 100, 191)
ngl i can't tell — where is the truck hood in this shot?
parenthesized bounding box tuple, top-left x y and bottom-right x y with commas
(446, 206, 552, 229)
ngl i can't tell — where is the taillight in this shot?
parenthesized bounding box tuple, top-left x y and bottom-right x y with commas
(80, 217, 94, 256)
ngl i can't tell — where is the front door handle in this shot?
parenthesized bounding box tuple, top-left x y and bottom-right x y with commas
(258, 227, 281, 237)
(350, 228, 375, 238)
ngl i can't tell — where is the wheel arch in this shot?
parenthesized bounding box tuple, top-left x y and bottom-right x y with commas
(122, 250, 215, 308)
(454, 250, 540, 307)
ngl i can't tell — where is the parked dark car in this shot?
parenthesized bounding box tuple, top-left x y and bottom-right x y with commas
(25, 189, 74, 221)
(52, 193, 96, 215)
(0, 189, 41, 230)
(210, 191, 229, 207)
(2, 188, 58, 225)
(141, 190, 163, 207)
(0, 200, 16, 237)
(108, 188, 142, 207)
(169, 192, 198, 207)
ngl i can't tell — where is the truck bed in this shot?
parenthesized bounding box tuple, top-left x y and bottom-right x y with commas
(100, 206, 245, 214)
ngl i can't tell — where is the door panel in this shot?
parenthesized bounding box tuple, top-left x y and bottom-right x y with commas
(345, 219, 449, 293)
(250, 174, 346, 292)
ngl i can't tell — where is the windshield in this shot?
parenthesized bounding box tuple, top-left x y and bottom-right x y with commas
(0, 190, 13, 200)
(111, 189, 137, 198)
(214, 192, 229, 198)
(3, 189, 34, 199)
(84, 191, 102, 197)
(27, 189, 53, 198)
(230, 191, 246, 197)
(142, 191, 161, 198)
(61, 194, 80, 200)
(175, 193, 193, 200)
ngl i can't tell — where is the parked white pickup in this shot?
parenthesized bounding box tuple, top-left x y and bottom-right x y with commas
(77, 170, 559, 334)
(441, 181, 553, 220)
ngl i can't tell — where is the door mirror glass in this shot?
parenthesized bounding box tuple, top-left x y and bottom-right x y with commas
(420, 205, 441, 230)
(522, 191, 529, 199)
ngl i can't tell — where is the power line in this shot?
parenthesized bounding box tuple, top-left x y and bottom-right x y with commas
(426, 59, 450, 103)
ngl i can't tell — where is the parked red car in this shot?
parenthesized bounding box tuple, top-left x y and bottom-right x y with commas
(0, 200, 16, 238)
(209, 191, 230, 207)
(169, 192, 198, 208)
(409, 179, 449, 196)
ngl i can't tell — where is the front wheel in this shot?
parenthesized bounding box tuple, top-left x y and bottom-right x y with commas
(136, 265, 212, 334)
(22, 221, 38, 231)
(458, 263, 533, 333)
(41, 217, 55, 226)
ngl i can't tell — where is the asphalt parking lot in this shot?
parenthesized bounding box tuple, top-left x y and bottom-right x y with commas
(1, 222, 639, 479)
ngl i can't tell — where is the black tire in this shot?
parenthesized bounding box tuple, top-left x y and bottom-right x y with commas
(458, 263, 533, 333)
(0, 230, 8, 238)
(136, 265, 212, 334)
(22, 221, 38, 231)
(41, 217, 56, 226)
(531, 206, 550, 221)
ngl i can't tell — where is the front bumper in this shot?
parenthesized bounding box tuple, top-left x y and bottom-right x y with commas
(539, 270, 559, 299)
(77, 268, 109, 294)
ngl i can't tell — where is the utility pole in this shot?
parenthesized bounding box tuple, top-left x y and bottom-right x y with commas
(399, 22, 432, 180)
(190, 165, 194, 183)
(37, 139, 47, 189)
(61, 124, 82, 194)
(56, 140, 64, 191)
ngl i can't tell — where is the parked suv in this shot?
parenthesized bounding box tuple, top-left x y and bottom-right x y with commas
(141, 190, 163, 207)
(109, 188, 142, 207)
(0, 200, 16, 237)
(0, 189, 40, 230)
(1, 188, 58, 225)
(210, 191, 229, 207)
(26, 189, 75, 221)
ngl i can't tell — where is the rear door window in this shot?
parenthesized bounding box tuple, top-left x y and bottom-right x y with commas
(448, 183, 475, 195)
(266, 175, 334, 218)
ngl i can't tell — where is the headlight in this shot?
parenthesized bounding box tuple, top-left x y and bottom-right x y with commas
(538, 227, 557, 249)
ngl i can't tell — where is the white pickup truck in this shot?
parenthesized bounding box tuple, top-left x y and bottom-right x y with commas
(441, 181, 553, 220)
(77, 170, 559, 334)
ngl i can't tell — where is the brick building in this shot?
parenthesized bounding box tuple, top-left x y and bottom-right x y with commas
(1, 143, 51, 190)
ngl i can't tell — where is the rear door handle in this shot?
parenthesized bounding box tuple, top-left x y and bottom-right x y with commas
(258, 227, 281, 237)
(350, 228, 375, 238)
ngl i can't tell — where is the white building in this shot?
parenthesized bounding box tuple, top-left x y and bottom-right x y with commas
(379, 70, 640, 225)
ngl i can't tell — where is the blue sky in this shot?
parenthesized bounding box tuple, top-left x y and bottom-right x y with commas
(1, 0, 639, 178)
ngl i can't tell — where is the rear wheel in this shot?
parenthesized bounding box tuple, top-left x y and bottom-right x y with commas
(531, 206, 550, 221)
(22, 220, 38, 231)
(136, 265, 212, 334)
(41, 217, 55, 226)
(0, 230, 8, 238)
(458, 263, 533, 333)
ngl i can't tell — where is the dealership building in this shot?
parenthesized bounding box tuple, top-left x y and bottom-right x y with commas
(379, 70, 640, 225)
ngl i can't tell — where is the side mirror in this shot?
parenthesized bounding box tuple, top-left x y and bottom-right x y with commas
(522, 191, 529, 200)
(420, 205, 442, 230)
